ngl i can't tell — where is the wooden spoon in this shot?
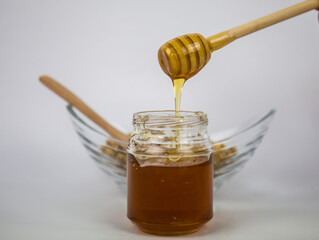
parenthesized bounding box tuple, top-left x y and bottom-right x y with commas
(39, 75, 130, 142)
(158, 0, 319, 80)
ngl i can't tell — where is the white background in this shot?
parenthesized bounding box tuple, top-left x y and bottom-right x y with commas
(0, 0, 318, 239)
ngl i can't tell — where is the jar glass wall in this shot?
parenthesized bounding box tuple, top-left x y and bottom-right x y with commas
(127, 110, 214, 236)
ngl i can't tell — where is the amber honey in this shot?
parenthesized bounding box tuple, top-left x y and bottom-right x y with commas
(127, 110, 213, 235)
(127, 153, 213, 235)
(173, 78, 185, 114)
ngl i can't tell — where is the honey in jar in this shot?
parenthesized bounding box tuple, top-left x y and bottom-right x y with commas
(127, 110, 213, 235)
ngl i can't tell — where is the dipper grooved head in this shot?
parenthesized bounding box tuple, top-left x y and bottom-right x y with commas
(158, 33, 211, 80)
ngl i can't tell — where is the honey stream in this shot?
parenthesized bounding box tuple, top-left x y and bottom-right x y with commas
(173, 78, 186, 115)
(171, 78, 186, 156)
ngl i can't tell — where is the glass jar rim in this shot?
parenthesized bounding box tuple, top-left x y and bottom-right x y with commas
(133, 110, 208, 127)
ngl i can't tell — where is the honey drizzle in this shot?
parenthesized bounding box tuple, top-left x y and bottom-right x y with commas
(173, 78, 186, 115)
(170, 78, 185, 156)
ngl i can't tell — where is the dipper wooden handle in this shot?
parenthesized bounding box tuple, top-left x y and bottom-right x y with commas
(158, 0, 319, 80)
(208, 0, 319, 50)
(39, 75, 130, 142)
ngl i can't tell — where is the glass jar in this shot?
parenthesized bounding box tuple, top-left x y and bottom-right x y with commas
(127, 110, 214, 236)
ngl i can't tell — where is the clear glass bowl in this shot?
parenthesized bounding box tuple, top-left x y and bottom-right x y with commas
(67, 105, 276, 192)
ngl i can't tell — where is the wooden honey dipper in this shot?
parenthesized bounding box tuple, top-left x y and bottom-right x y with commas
(39, 75, 130, 142)
(158, 0, 319, 80)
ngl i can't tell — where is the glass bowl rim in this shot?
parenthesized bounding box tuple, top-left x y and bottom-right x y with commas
(66, 104, 276, 144)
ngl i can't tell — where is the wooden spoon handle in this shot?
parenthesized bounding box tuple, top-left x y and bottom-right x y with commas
(229, 0, 319, 38)
(39, 75, 129, 142)
(207, 0, 319, 51)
